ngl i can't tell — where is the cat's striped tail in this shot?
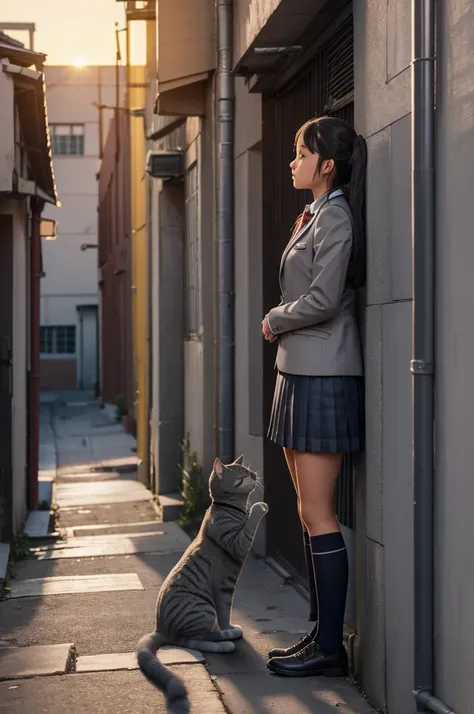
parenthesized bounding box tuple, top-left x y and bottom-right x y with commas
(137, 632, 190, 714)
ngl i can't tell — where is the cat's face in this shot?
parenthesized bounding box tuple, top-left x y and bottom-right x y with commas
(210, 456, 257, 500)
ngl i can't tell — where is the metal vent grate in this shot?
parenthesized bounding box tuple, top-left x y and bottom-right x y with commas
(324, 18, 354, 113)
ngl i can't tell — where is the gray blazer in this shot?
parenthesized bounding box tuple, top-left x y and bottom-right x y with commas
(266, 190, 363, 377)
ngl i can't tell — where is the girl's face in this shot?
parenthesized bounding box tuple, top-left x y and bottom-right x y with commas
(290, 136, 334, 192)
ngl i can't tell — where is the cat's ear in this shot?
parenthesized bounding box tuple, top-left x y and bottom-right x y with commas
(214, 457, 225, 479)
(233, 454, 244, 466)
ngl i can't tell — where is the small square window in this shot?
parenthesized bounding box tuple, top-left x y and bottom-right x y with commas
(50, 125, 85, 156)
(40, 326, 76, 355)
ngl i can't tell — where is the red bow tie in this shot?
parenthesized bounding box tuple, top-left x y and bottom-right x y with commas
(292, 206, 313, 237)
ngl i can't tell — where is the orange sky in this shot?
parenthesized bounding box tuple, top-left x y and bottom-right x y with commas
(0, 0, 146, 66)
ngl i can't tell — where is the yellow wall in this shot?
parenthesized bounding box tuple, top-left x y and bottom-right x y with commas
(128, 64, 149, 485)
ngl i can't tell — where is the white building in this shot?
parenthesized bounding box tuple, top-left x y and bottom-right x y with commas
(40, 66, 118, 392)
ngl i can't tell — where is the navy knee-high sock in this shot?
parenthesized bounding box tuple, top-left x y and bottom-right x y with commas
(303, 529, 318, 621)
(310, 532, 348, 654)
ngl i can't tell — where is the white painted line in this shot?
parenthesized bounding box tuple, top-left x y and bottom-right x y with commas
(0, 644, 75, 680)
(7, 573, 144, 598)
(24, 511, 50, 538)
(76, 647, 204, 673)
(0, 543, 10, 581)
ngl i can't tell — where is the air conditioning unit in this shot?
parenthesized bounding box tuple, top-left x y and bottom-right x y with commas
(145, 151, 184, 183)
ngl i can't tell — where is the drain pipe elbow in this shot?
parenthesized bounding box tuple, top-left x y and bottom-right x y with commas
(415, 690, 455, 714)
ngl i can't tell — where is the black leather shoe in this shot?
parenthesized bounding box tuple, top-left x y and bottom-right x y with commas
(267, 641, 348, 678)
(268, 631, 315, 659)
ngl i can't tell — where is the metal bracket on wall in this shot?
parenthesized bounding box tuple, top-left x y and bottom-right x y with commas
(410, 359, 434, 375)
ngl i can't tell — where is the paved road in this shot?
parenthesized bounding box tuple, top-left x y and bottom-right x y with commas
(0, 394, 374, 714)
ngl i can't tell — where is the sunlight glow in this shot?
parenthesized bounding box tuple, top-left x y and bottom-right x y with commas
(74, 56, 87, 68)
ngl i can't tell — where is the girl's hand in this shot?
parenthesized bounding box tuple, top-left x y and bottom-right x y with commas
(262, 316, 277, 342)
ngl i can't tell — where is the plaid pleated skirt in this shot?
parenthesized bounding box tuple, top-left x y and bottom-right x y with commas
(267, 372, 365, 454)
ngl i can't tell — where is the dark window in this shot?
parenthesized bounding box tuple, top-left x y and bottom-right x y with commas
(40, 326, 76, 355)
(50, 124, 85, 156)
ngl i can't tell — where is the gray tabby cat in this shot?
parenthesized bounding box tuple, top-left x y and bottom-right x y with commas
(137, 455, 268, 714)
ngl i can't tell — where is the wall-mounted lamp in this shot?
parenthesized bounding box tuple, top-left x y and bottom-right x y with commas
(40, 218, 57, 241)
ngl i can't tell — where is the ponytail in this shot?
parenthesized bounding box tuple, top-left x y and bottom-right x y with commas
(347, 134, 367, 288)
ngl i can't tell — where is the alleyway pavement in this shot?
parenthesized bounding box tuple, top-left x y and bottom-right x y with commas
(0, 393, 374, 714)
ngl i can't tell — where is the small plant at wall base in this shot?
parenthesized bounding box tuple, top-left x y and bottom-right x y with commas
(8, 533, 31, 565)
(115, 394, 127, 422)
(1, 533, 32, 595)
(178, 437, 208, 538)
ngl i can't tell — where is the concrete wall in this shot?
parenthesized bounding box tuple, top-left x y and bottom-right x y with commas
(148, 115, 187, 496)
(435, 3, 474, 712)
(41, 66, 121, 389)
(150, 179, 185, 495)
(233, 78, 266, 553)
(354, 1, 413, 711)
(182, 88, 216, 477)
(183, 117, 205, 465)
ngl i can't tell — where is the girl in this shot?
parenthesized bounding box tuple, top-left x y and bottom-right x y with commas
(262, 116, 367, 678)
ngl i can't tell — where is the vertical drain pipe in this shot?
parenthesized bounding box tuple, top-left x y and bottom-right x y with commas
(216, 0, 234, 464)
(412, 2, 454, 713)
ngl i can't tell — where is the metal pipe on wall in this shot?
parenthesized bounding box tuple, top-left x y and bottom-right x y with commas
(97, 66, 104, 161)
(411, 2, 454, 713)
(216, 0, 234, 464)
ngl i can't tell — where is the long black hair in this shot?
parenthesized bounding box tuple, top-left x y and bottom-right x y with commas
(295, 116, 367, 288)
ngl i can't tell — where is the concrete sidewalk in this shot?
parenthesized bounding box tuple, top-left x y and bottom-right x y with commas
(0, 394, 374, 714)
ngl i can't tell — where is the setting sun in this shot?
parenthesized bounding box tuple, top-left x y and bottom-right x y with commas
(73, 56, 87, 68)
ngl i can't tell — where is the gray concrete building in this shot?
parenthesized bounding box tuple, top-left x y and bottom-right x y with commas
(139, 1, 472, 712)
